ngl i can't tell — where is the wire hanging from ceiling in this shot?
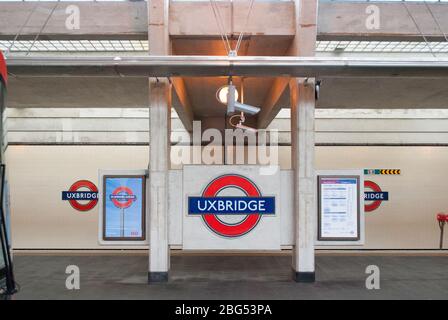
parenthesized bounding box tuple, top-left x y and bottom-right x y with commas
(235, 0, 256, 55)
(402, 1, 436, 57)
(209, 0, 258, 132)
(6, 1, 40, 55)
(26, 1, 60, 56)
(209, 0, 232, 54)
(423, 0, 448, 44)
(209, 0, 256, 56)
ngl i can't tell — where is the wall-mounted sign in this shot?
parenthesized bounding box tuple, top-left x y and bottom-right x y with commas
(183, 166, 281, 250)
(188, 174, 275, 238)
(318, 176, 360, 241)
(62, 180, 98, 211)
(364, 180, 389, 212)
(102, 175, 145, 241)
(364, 169, 401, 175)
(316, 170, 365, 246)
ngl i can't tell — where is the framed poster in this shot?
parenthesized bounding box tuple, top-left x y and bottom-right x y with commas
(317, 170, 364, 245)
(101, 174, 146, 242)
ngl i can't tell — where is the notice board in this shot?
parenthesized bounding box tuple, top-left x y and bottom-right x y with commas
(316, 170, 365, 246)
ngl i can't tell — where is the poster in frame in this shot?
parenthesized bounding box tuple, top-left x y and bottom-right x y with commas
(98, 170, 148, 245)
(316, 170, 365, 246)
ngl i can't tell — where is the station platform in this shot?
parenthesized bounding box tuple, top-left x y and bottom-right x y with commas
(10, 252, 448, 300)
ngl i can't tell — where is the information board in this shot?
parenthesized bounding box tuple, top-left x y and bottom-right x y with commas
(318, 175, 361, 242)
(102, 175, 146, 241)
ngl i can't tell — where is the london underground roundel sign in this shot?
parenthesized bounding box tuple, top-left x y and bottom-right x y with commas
(62, 180, 99, 212)
(364, 180, 389, 212)
(188, 174, 275, 238)
(110, 186, 136, 209)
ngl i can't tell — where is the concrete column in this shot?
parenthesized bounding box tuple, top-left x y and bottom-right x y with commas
(290, 78, 316, 282)
(148, 78, 171, 282)
(148, 0, 171, 283)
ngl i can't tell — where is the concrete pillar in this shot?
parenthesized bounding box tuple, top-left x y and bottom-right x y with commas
(148, 0, 170, 55)
(290, 78, 316, 282)
(148, 78, 171, 282)
(148, 0, 171, 283)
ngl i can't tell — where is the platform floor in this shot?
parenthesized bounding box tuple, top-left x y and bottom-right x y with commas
(9, 253, 448, 300)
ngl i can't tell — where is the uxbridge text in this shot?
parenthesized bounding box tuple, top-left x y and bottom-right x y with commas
(188, 197, 275, 215)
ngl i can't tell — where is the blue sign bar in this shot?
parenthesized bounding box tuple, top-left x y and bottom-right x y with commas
(62, 191, 98, 200)
(110, 194, 136, 200)
(364, 192, 389, 201)
(188, 197, 275, 215)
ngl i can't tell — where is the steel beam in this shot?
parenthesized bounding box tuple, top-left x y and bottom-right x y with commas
(7, 56, 448, 78)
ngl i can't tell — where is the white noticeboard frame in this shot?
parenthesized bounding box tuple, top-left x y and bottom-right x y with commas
(315, 170, 365, 246)
(98, 169, 148, 246)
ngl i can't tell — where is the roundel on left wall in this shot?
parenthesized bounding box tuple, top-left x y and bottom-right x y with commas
(61, 180, 99, 212)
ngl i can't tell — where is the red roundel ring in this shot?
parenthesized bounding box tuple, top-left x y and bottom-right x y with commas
(68, 180, 98, 212)
(364, 180, 382, 212)
(111, 186, 135, 209)
(202, 175, 262, 238)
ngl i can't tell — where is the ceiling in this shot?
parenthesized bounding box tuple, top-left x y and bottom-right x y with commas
(183, 76, 277, 118)
(6, 37, 448, 123)
(171, 37, 292, 118)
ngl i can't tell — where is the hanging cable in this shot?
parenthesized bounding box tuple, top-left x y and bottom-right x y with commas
(209, 0, 231, 54)
(209, 0, 256, 56)
(229, 113, 242, 127)
(403, 2, 436, 57)
(424, 1, 448, 44)
(235, 0, 256, 54)
(26, 1, 60, 56)
(6, 1, 40, 55)
(213, 0, 232, 51)
(240, 77, 244, 104)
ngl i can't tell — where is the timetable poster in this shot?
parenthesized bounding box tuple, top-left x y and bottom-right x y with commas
(318, 176, 360, 241)
(103, 176, 145, 241)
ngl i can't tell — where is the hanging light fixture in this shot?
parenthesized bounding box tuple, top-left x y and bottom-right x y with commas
(216, 84, 239, 104)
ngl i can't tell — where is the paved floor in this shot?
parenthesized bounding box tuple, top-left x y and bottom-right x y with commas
(9, 254, 448, 299)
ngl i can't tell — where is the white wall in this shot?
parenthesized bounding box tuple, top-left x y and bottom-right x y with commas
(6, 108, 448, 145)
(5, 107, 448, 250)
(316, 146, 448, 249)
(6, 145, 448, 250)
(6, 146, 149, 249)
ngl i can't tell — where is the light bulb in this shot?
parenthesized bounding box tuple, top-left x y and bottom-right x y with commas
(216, 85, 239, 104)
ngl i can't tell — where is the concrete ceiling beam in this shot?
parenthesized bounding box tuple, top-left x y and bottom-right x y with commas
(257, 0, 318, 129)
(1, 2, 447, 41)
(171, 77, 194, 132)
(0, 1, 148, 40)
(318, 2, 448, 41)
(257, 77, 289, 129)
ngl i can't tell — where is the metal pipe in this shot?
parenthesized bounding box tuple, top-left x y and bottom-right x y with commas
(6, 56, 448, 78)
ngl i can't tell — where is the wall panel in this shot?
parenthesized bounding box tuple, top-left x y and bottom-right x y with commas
(6, 145, 448, 250)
